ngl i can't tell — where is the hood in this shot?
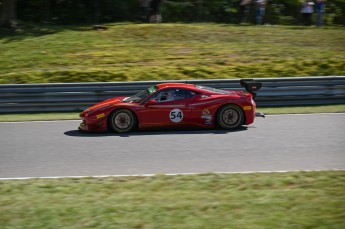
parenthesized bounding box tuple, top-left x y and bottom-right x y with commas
(81, 96, 126, 115)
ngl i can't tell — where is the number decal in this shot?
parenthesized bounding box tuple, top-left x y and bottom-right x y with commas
(170, 109, 183, 123)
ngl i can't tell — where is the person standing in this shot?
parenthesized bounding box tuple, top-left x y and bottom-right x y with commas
(150, 0, 163, 23)
(300, 0, 315, 26)
(255, 0, 267, 25)
(139, 0, 151, 23)
(315, 0, 327, 26)
(240, 0, 252, 24)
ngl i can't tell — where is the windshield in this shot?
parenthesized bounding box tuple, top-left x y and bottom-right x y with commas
(122, 85, 158, 103)
(196, 85, 233, 94)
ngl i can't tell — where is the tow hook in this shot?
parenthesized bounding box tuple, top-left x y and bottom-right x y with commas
(255, 112, 265, 118)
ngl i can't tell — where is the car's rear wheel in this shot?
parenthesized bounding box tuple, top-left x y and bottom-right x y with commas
(109, 109, 137, 133)
(216, 104, 244, 130)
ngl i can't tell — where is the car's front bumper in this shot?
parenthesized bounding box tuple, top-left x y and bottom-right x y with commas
(78, 117, 108, 132)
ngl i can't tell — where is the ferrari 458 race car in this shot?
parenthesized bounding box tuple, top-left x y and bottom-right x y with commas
(79, 79, 264, 133)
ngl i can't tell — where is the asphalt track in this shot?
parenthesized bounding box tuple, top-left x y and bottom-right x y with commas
(0, 113, 344, 179)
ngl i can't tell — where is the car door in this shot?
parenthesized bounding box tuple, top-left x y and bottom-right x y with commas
(140, 88, 196, 128)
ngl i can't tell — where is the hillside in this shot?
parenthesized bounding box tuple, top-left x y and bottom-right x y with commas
(0, 23, 344, 84)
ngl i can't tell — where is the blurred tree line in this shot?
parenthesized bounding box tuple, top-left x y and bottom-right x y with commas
(1, 0, 344, 27)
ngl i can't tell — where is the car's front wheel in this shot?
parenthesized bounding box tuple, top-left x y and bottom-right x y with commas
(216, 104, 244, 130)
(108, 109, 137, 133)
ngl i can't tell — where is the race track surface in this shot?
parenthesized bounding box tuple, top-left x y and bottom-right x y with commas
(0, 114, 344, 179)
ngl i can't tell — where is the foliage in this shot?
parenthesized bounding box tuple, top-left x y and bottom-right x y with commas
(1, 171, 344, 228)
(8, 0, 345, 26)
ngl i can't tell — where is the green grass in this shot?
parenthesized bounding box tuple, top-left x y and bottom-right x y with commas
(0, 112, 80, 122)
(258, 104, 345, 115)
(0, 23, 344, 84)
(0, 105, 343, 122)
(0, 171, 344, 229)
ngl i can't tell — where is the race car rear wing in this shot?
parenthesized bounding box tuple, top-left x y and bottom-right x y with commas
(240, 79, 262, 99)
(240, 79, 265, 118)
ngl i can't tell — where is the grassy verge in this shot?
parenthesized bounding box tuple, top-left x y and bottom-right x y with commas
(0, 23, 344, 84)
(0, 105, 344, 122)
(0, 171, 344, 229)
(0, 112, 80, 122)
(258, 104, 345, 115)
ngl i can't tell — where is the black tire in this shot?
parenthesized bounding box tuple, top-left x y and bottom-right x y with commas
(108, 109, 137, 133)
(216, 104, 244, 130)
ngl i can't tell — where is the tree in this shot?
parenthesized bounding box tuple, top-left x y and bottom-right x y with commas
(0, 0, 17, 28)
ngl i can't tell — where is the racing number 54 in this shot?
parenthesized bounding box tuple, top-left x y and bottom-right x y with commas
(170, 109, 183, 123)
(170, 111, 182, 119)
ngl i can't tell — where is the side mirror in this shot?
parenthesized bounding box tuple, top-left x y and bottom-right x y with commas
(146, 99, 157, 106)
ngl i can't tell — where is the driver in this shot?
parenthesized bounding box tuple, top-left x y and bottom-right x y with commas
(166, 91, 174, 101)
(159, 90, 175, 101)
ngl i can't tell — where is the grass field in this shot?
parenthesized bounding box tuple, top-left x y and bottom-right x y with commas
(0, 23, 344, 84)
(0, 171, 344, 229)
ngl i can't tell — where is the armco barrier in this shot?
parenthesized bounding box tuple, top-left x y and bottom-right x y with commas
(0, 76, 344, 113)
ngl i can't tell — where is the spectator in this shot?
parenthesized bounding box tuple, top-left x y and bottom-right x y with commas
(139, 0, 151, 23)
(255, 0, 267, 25)
(315, 0, 327, 26)
(239, 0, 252, 24)
(300, 0, 315, 26)
(150, 0, 163, 23)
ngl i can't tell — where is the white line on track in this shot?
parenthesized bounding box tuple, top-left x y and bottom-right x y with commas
(266, 113, 345, 117)
(0, 169, 344, 180)
(1, 113, 344, 124)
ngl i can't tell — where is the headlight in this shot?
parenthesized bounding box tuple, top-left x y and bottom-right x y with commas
(86, 104, 112, 117)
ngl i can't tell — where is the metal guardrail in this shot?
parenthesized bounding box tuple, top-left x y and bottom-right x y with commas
(0, 76, 344, 113)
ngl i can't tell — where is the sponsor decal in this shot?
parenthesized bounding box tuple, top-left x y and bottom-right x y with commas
(201, 108, 212, 124)
(96, 113, 105, 119)
(170, 109, 183, 123)
(202, 108, 211, 115)
(201, 115, 213, 124)
(243, 106, 252, 111)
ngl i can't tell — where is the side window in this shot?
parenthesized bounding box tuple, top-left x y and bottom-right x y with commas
(153, 89, 198, 102)
(185, 90, 198, 98)
(152, 90, 171, 102)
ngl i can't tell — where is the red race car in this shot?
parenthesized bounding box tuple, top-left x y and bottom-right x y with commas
(79, 80, 264, 133)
